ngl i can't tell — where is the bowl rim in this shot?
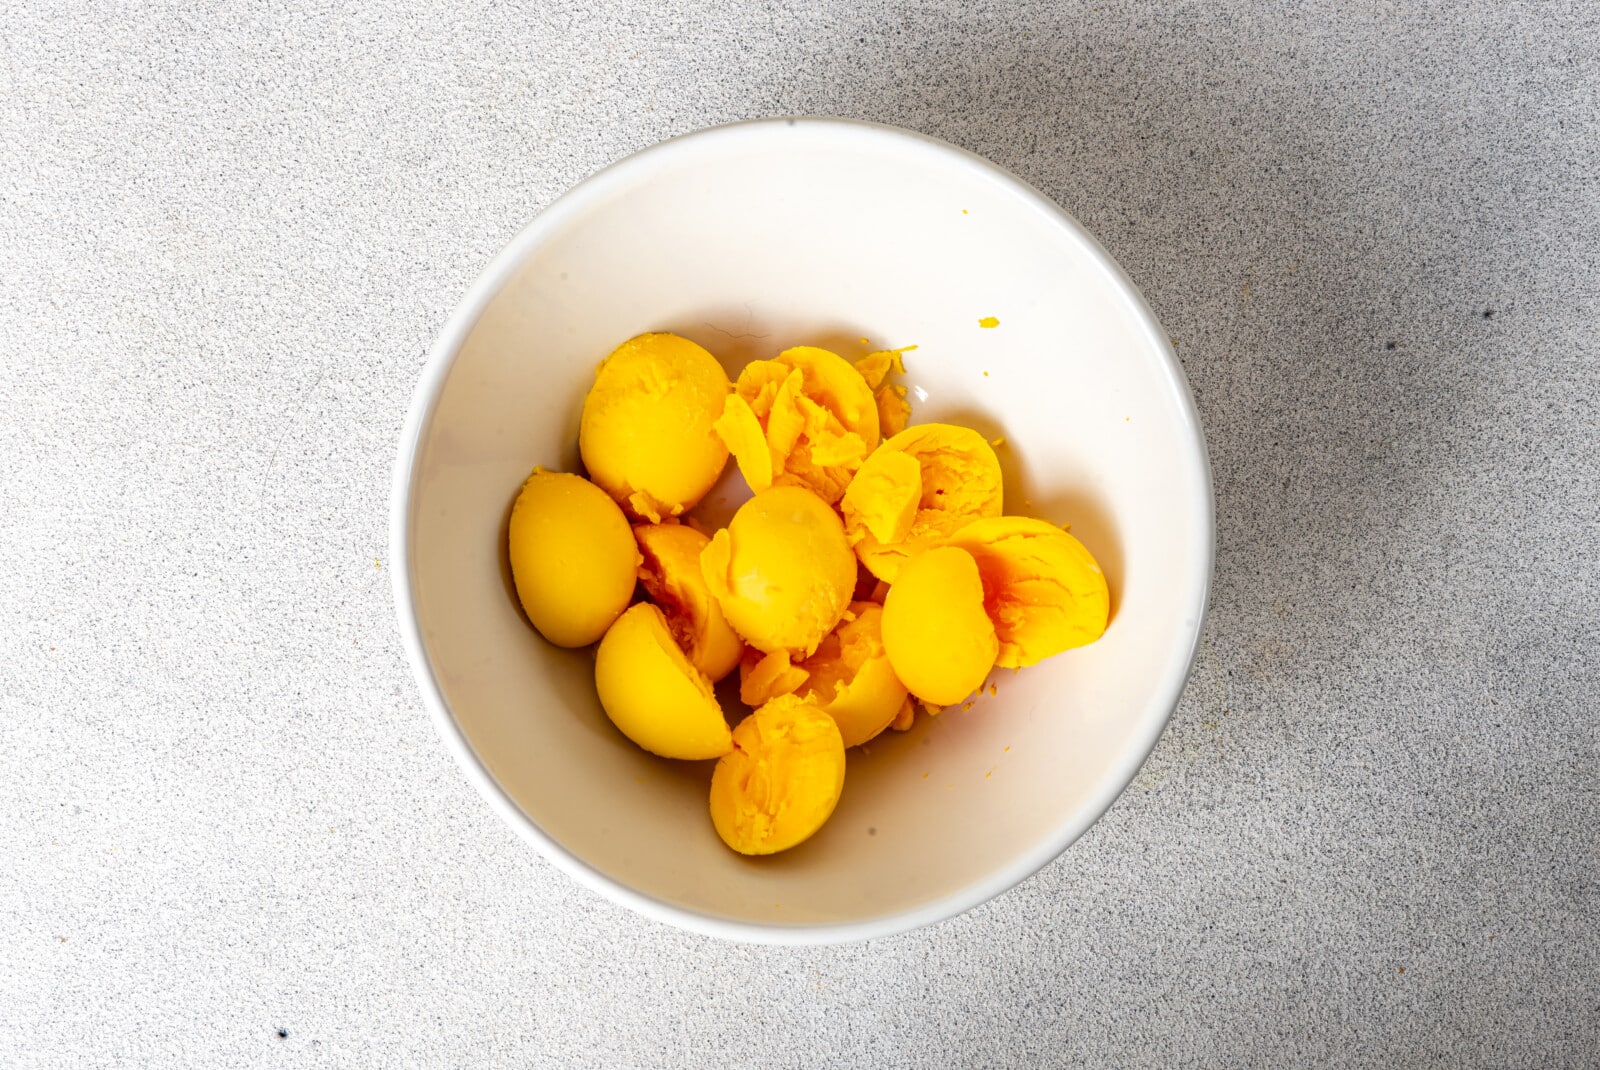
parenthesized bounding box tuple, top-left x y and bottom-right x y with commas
(390, 116, 1215, 945)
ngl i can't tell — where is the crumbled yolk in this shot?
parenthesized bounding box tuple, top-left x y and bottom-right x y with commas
(634, 522, 745, 682)
(842, 424, 1003, 583)
(715, 346, 879, 503)
(709, 694, 846, 855)
(580, 333, 731, 521)
(854, 348, 912, 438)
(946, 516, 1110, 667)
(594, 604, 732, 760)
(508, 468, 639, 647)
(739, 602, 909, 749)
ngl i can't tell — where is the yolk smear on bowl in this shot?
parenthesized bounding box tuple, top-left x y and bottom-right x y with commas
(635, 522, 745, 682)
(594, 603, 733, 760)
(881, 546, 998, 706)
(715, 346, 880, 503)
(580, 333, 731, 521)
(843, 423, 1003, 583)
(709, 694, 846, 855)
(946, 516, 1110, 667)
(701, 485, 856, 657)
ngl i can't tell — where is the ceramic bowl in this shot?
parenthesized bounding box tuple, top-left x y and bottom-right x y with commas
(391, 118, 1212, 943)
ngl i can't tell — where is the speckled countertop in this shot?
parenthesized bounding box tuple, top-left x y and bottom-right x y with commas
(3, 2, 1597, 1067)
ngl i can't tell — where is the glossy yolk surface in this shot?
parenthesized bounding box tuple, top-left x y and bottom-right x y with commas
(579, 332, 731, 522)
(843, 423, 1004, 583)
(507, 468, 639, 648)
(714, 346, 879, 504)
(881, 545, 999, 706)
(946, 516, 1110, 667)
(700, 485, 856, 658)
(634, 522, 745, 682)
(594, 603, 733, 760)
(709, 694, 846, 855)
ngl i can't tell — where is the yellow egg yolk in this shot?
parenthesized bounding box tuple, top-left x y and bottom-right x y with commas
(594, 603, 733, 760)
(854, 348, 912, 438)
(738, 603, 907, 748)
(579, 332, 731, 522)
(714, 346, 879, 503)
(700, 485, 856, 658)
(946, 516, 1110, 667)
(843, 423, 1004, 583)
(795, 603, 908, 748)
(881, 546, 998, 706)
(507, 468, 639, 647)
(709, 694, 846, 855)
(634, 522, 746, 682)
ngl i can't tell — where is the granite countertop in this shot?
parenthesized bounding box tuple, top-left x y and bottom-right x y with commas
(3, 3, 1596, 1067)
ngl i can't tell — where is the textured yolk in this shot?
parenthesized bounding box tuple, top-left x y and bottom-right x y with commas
(946, 516, 1111, 668)
(594, 604, 733, 760)
(700, 485, 856, 658)
(737, 604, 907, 748)
(635, 523, 745, 682)
(508, 468, 639, 648)
(709, 694, 846, 855)
(881, 546, 998, 706)
(843, 424, 1004, 583)
(714, 346, 879, 503)
(579, 333, 731, 521)
(840, 448, 921, 545)
(795, 602, 908, 748)
(739, 648, 810, 708)
(854, 349, 912, 438)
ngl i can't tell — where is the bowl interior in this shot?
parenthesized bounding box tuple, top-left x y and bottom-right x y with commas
(400, 120, 1210, 937)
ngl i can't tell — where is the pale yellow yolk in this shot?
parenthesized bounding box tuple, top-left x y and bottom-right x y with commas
(709, 694, 846, 855)
(946, 516, 1110, 667)
(881, 546, 998, 706)
(579, 332, 731, 521)
(594, 603, 733, 760)
(700, 485, 856, 658)
(843, 424, 1004, 583)
(507, 468, 639, 648)
(635, 522, 745, 682)
(714, 346, 879, 503)
(794, 602, 908, 748)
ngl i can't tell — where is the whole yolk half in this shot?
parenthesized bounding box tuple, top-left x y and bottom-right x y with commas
(843, 424, 1003, 583)
(709, 694, 846, 855)
(881, 546, 998, 706)
(634, 523, 745, 682)
(579, 332, 731, 522)
(507, 468, 639, 647)
(700, 485, 855, 658)
(853, 348, 913, 438)
(594, 603, 733, 760)
(714, 345, 879, 504)
(738, 603, 908, 748)
(946, 516, 1110, 667)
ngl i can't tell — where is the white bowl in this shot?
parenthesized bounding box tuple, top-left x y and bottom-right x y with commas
(391, 118, 1213, 944)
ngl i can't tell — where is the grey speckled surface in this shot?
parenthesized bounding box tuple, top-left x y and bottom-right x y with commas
(3, 2, 1598, 1067)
